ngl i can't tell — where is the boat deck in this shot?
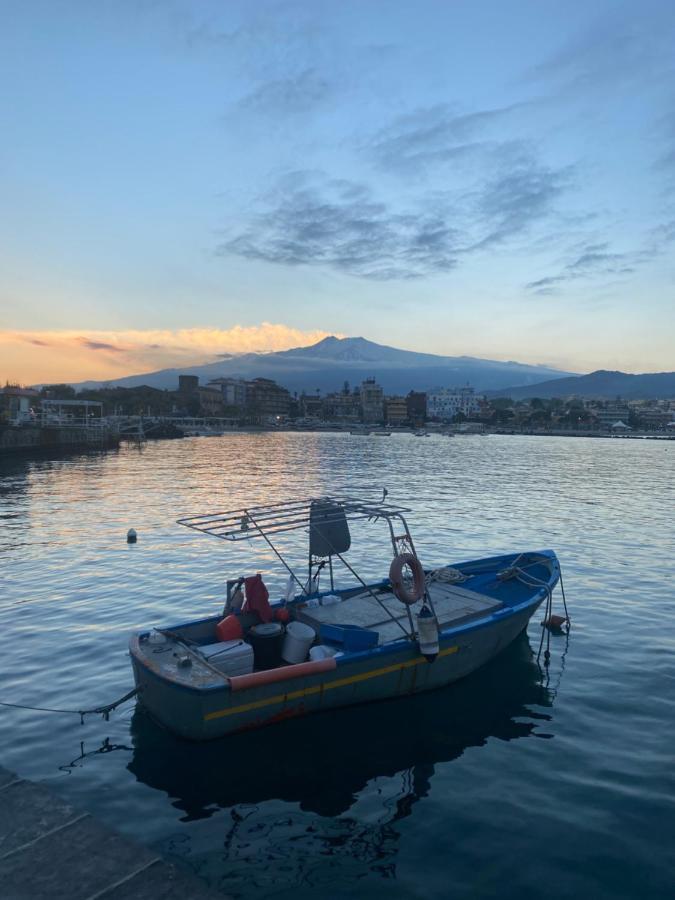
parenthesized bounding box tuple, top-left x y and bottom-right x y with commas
(296, 578, 502, 644)
(134, 633, 231, 688)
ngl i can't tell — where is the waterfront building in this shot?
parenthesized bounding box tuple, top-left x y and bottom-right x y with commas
(245, 378, 291, 422)
(593, 403, 630, 429)
(427, 386, 480, 421)
(40, 399, 104, 427)
(196, 386, 225, 417)
(299, 392, 324, 419)
(406, 391, 427, 426)
(384, 396, 408, 425)
(322, 391, 361, 422)
(0, 387, 38, 425)
(208, 377, 247, 408)
(475, 397, 494, 421)
(178, 374, 199, 395)
(627, 403, 674, 429)
(360, 378, 384, 423)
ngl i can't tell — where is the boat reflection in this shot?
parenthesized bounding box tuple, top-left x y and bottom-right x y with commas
(127, 633, 556, 820)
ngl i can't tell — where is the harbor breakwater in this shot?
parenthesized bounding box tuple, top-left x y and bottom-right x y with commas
(0, 425, 120, 456)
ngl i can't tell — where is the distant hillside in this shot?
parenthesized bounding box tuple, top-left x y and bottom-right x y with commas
(491, 370, 675, 400)
(72, 336, 574, 394)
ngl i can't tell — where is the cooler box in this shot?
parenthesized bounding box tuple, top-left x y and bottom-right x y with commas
(199, 639, 254, 676)
(319, 623, 379, 652)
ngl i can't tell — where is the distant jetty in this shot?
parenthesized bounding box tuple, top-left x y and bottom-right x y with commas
(0, 423, 120, 457)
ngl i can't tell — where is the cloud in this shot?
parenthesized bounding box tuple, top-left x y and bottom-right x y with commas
(524, 234, 672, 295)
(471, 162, 572, 250)
(525, 275, 564, 294)
(220, 173, 460, 279)
(221, 154, 575, 279)
(368, 102, 532, 175)
(0, 324, 339, 384)
(238, 68, 331, 115)
(526, 9, 675, 94)
(182, 9, 334, 87)
(77, 338, 125, 352)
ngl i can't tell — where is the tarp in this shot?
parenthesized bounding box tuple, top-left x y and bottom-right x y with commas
(243, 574, 273, 623)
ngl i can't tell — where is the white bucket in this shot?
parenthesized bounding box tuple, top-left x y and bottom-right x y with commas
(309, 644, 339, 662)
(282, 621, 316, 664)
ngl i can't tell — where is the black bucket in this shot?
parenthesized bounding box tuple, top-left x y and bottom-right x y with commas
(248, 622, 286, 670)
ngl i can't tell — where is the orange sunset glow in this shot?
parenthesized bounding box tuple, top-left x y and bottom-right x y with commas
(0, 324, 339, 385)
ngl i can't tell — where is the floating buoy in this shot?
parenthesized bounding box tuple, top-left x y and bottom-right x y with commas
(416, 603, 439, 662)
(127, 528, 137, 544)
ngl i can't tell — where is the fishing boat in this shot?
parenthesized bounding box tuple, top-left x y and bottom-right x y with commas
(129, 495, 563, 740)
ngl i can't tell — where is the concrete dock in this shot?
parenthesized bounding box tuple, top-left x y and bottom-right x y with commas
(0, 766, 224, 900)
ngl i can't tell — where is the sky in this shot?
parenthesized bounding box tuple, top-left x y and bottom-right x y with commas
(1, 0, 674, 384)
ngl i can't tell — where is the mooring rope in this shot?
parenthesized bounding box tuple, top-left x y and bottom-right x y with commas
(498, 555, 570, 668)
(0, 687, 139, 725)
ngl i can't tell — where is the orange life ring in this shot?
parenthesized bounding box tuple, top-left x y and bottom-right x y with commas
(389, 553, 425, 605)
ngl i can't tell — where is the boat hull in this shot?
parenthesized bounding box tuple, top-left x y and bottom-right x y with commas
(131, 599, 541, 740)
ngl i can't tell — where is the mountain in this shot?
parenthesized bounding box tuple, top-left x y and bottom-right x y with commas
(490, 369, 675, 400)
(72, 336, 575, 394)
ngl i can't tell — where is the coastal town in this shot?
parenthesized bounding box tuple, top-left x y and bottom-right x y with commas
(2, 373, 674, 455)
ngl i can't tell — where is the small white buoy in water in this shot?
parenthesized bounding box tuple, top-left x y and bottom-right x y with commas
(127, 528, 137, 544)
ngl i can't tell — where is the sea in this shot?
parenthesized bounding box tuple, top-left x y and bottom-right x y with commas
(1, 432, 673, 899)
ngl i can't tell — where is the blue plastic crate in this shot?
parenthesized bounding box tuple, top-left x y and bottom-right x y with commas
(319, 623, 379, 651)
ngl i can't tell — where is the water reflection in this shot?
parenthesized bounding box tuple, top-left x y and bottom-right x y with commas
(58, 737, 133, 774)
(0, 457, 33, 555)
(127, 634, 554, 820)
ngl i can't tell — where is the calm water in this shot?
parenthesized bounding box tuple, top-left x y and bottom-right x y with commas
(1, 433, 674, 899)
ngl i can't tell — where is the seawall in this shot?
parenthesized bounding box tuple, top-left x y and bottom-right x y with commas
(0, 425, 120, 457)
(0, 765, 225, 899)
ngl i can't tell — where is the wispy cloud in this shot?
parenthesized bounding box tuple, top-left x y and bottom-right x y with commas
(368, 102, 533, 175)
(526, 7, 675, 94)
(238, 68, 331, 115)
(221, 157, 573, 280)
(526, 242, 636, 294)
(77, 338, 125, 352)
(471, 162, 572, 250)
(525, 223, 675, 294)
(220, 173, 460, 279)
(0, 324, 338, 384)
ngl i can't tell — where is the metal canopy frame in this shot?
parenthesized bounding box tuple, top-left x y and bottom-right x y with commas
(177, 496, 412, 543)
(178, 495, 432, 640)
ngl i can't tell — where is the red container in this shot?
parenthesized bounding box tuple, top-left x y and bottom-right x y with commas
(215, 614, 243, 642)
